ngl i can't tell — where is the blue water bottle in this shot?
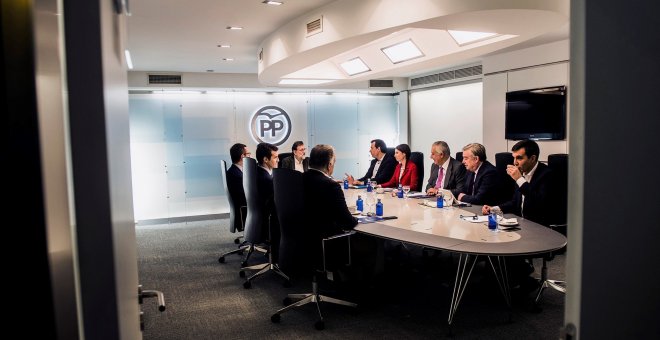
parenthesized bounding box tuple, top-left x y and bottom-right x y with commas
(376, 198, 383, 216)
(436, 192, 444, 208)
(397, 184, 403, 198)
(366, 179, 373, 192)
(343, 178, 349, 189)
(356, 195, 363, 212)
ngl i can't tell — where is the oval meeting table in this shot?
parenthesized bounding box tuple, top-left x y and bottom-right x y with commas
(345, 189, 567, 330)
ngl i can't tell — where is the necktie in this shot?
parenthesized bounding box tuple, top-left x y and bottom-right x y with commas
(435, 166, 444, 189)
(470, 174, 476, 195)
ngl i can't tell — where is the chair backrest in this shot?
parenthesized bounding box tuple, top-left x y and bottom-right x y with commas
(278, 152, 293, 163)
(455, 151, 463, 163)
(272, 168, 308, 274)
(220, 160, 244, 233)
(242, 157, 266, 244)
(409, 151, 424, 191)
(494, 152, 516, 203)
(386, 147, 395, 158)
(548, 153, 568, 231)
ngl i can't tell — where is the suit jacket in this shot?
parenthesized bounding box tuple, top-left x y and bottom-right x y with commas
(499, 162, 556, 226)
(280, 156, 309, 172)
(380, 162, 420, 191)
(256, 166, 280, 259)
(303, 169, 358, 239)
(425, 157, 467, 197)
(226, 164, 247, 209)
(358, 153, 397, 185)
(460, 161, 499, 205)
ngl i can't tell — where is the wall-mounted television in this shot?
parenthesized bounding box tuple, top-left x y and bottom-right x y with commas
(505, 86, 567, 140)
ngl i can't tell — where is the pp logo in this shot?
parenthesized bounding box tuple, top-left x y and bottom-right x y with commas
(250, 106, 292, 146)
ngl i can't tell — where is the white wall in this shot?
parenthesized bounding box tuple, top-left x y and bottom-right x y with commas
(482, 39, 570, 161)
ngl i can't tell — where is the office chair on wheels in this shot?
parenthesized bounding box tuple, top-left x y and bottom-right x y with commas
(534, 153, 568, 305)
(239, 158, 290, 289)
(269, 168, 357, 330)
(218, 160, 253, 264)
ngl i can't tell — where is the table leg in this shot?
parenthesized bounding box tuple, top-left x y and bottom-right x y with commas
(448, 253, 478, 326)
(487, 256, 512, 321)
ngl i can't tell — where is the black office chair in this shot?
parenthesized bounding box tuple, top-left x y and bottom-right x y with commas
(535, 153, 568, 305)
(409, 151, 424, 192)
(218, 160, 250, 264)
(240, 157, 290, 288)
(278, 152, 293, 163)
(495, 152, 516, 204)
(270, 168, 356, 330)
(386, 147, 395, 158)
(455, 151, 463, 163)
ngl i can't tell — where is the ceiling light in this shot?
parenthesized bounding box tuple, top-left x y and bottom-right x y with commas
(217, 44, 231, 48)
(339, 57, 371, 76)
(124, 50, 133, 69)
(262, 1, 283, 5)
(222, 58, 234, 61)
(381, 40, 424, 64)
(447, 30, 498, 45)
(226, 26, 243, 30)
(279, 79, 335, 85)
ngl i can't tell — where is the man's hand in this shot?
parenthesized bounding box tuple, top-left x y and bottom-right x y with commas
(457, 193, 465, 201)
(426, 187, 438, 195)
(482, 205, 492, 215)
(506, 164, 522, 181)
(346, 174, 356, 185)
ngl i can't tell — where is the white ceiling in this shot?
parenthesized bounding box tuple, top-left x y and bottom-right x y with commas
(127, 0, 569, 82)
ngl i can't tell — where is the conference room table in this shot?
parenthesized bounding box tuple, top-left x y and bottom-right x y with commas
(343, 189, 567, 327)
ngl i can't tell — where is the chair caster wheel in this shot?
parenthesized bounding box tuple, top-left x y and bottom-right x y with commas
(283, 280, 292, 288)
(243, 281, 252, 289)
(158, 305, 166, 312)
(314, 319, 325, 330)
(234, 238, 240, 244)
(218, 257, 225, 263)
(271, 314, 281, 323)
(239, 271, 246, 278)
(283, 297, 292, 306)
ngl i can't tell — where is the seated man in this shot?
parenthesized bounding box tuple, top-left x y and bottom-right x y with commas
(255, 142, 280, 256)
(346, 139, 396, 186)
(226, 143, 250, 210)
(280, 140, 309, 173)
(457, 143, 499, 205)
(425, 141, 466, 198)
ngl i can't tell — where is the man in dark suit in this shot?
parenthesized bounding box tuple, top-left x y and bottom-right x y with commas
(346, 139, 396, 186)
(425, 141, 466, 198)
(457, 143, 499, 205)
(280, 140, 309, 172)
(482, 139, 556, 227)
(226, 143, 250, 210)
(256, 142, 280, 256)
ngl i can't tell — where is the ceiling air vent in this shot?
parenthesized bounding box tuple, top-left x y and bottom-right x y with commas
(369, 79, 394, 88)
(306, 16, 323, 37)
(148, 74, 182, 85)
(410, 64, 482, 89)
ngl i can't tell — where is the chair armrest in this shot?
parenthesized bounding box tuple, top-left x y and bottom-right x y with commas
(322, 231, 355, 272)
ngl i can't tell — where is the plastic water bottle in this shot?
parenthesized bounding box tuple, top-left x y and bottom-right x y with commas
(436, 192, 444, 208)
(397, 184, 403, 198)
(376, 198, 383, 216)
(343, 178, 349, 189)
(366, 179, 373, 192)
(356, 195, 363, 212)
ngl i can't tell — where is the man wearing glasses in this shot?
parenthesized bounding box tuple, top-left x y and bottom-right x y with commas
(281, 140, 309, 173)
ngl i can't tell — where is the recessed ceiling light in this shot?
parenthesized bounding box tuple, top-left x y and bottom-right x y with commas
(222, 58, 234, 61)
(447, 30, 498, 46)
(381, 40, 424, 64)
(226, 26, 243, 30)
(217, 44, 231, 48)
(340, 57, 371, 76)
(262, 1, 283, 5)
(279, 79, 335, 85)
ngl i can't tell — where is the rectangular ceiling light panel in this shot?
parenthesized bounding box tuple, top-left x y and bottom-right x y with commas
(340, 57, 371, 76)
(381, 40, 424, 64)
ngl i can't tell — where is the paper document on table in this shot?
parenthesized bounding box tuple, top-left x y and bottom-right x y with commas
(460, 215, 489, 223)
(407, 192, 429, 198)
(438, 189, 456, 205)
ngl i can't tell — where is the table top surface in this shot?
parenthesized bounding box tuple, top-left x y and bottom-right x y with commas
(347, 190, 567, 256)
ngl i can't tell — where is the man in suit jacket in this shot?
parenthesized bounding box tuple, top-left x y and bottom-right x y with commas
(226, 143, 249, 210)
(347, 139, 396, 186)
(255, 142, 280, 257)
(483, 139, 556, 227)
(280, 140, 309, 172)
(457, 143, 499, 205)
(425, 141, 466, 198)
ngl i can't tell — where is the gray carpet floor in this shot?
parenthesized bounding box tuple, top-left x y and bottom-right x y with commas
(138, 219, 566, 339)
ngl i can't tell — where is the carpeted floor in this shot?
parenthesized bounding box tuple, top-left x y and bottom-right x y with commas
(138, 219, 566, 339)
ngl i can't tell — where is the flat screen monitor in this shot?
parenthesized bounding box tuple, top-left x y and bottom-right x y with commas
(505, 86, 567, 140)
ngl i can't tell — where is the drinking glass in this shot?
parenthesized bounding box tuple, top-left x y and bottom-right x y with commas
(402, 185, 411, 198)
(365, 195, 376, 216)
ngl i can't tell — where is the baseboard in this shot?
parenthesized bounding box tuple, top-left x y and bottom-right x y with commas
(136, 213, 229, 226)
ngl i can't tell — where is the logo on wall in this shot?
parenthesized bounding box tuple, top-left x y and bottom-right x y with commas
(250, 106, 292, 146)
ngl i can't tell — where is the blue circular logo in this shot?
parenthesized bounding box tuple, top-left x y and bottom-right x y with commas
(250, 106, 292, 146)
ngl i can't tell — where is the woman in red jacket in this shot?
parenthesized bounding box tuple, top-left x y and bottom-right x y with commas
(379, 144, 419, 191)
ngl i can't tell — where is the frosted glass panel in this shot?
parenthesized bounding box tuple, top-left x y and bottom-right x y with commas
(357, 95, 400, 176)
